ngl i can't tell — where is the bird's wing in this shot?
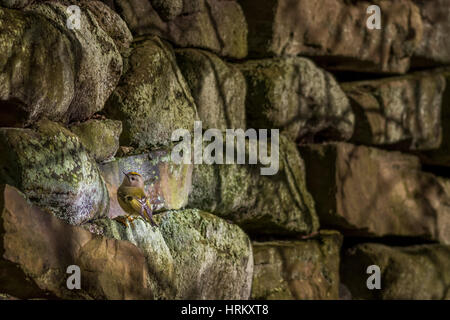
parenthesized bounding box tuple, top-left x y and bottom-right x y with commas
(121, 195, 149, 222)
(129, 197, 144, 215)
(117, 187, 147, 214)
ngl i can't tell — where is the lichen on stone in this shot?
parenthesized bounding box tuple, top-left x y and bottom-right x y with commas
(91, 208, 253, 299)
(188, 134, 319, 236)
(0, 120, 109, 225)
(104, 36, 198, 150)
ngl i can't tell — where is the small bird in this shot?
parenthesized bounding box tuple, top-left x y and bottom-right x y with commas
(115, 171, 158, 227)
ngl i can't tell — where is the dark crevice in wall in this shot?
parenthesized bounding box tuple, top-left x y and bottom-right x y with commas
(411, 59, 450, 71)
(249, 231, 320, 243)
(327, 65, 450, 83)
(341, 235, 436, 250)
(249, 231, 436, 252)
(328, 70, 400, 83)
(0, 99, 29, 128)
(421, 165, 450, 178)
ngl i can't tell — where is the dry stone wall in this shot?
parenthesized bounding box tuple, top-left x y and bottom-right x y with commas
(0, 0, 449, 300)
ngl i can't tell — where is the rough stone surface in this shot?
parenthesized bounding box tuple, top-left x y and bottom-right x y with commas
(0, 7, 75, 126)
(70, 119, 122, 162)
(78, 0, 133, 56)
(236, 57, 353, 142)
(299, 143, 450, 244)
(149, 0, 182, 21)
(342, 243, 450, 300)
(240, 0, 423, 73)
(33, 1, 134, 55)
(91, 209, 253, 299)
(111, 0, 248, 59)
(19, 0, 133, 55)
(0, 185, 253, 299)
(1, 0, 449, 302)
(342, 70, 446, 150)
(252, 231, 342, 300)
(417, 69, 450, 166)
(99, 150, 192, 218)
(0, 120, 109, 225)
(0, 185, 153, 299)
(188, 134, 319, 236)
(0, 0, 31, 9)
(104, 37, 198, 150)
(412, 0, 450, 67)
(0, 2, 131, 127)
(88, 217, 174, 299)
(26, 1, 129, 122)
(176, 48, 246, 130)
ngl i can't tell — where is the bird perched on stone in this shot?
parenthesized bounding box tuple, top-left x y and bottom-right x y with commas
(115, 171, 158, 227)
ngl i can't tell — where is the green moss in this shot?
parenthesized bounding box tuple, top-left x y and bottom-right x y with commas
(0, 120, 109, 225)
(70, 119, 122, 162)
(188, 134, 319, 236)
(236, 57, 353, 142)
(92, 209, 252, 299)
(104, 37, 198, 149)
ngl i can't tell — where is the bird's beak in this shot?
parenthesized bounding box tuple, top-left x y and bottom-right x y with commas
(122, 171, 129, 180)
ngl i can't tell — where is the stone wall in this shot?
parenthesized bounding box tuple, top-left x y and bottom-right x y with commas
(0, 0, 449, 300)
